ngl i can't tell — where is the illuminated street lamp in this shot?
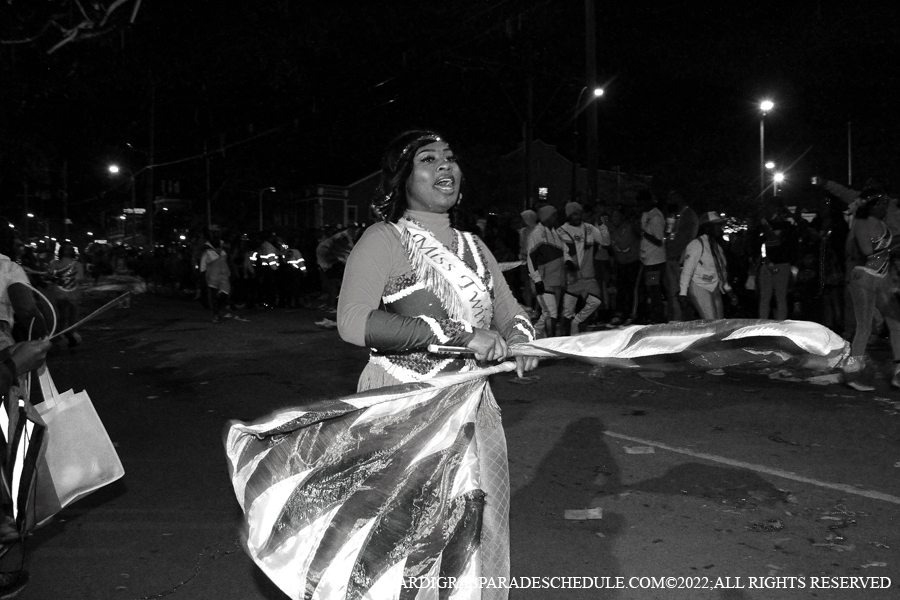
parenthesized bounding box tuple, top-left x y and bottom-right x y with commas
(571, 86, 605, 199)
(773, 172, 785, 197)
(765, 161, 775, 170)
(759, 99, 774, 199)
(258, 187, 276, 231)
(108, 164, 137, 243)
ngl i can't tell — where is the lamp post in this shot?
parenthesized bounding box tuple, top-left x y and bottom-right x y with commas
(258, 187, 276, 232)
(571, 86, 604, 200)
(759, 99, 774, 199)
(108, 164, 137, 244)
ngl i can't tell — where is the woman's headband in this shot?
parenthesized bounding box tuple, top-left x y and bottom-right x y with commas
(399, 134, 442, 160)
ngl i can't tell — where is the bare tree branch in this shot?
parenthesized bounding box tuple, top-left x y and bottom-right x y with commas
(0, 0, 143, 53)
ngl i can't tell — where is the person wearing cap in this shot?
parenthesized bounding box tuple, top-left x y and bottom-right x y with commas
(526, 205, 567, 336)
(678, 211, 738, 322)
(558, 202, 605, 334)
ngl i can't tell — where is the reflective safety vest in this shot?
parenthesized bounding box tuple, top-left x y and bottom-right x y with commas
(256, 243, 280, 270)
(285, 249, 306, 272)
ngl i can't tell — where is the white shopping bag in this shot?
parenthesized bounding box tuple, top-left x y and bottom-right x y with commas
(33, 366, 124, 521)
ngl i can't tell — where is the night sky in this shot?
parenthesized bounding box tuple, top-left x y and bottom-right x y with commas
(2, 1, 899, 233)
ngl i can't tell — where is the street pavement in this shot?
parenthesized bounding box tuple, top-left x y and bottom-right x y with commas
(18, 293, 900, 599)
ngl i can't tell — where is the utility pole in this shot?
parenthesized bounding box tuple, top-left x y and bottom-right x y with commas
(585, 0, 599, 204)
(847, 121, 852, 187)
(524, 42, 534, 210)
(62, 160, 69, 239)
(205, 142, 211, 229)
(147, 80, 156, 247)
(22, 183, 29, 239)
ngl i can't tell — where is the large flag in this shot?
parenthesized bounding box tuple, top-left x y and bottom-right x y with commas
(225, 364, 516, 600)
(513, 318, 849, 372)
(225, 319, 848, 599)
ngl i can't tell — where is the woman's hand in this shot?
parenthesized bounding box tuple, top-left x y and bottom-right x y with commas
(466, 328, 509, 362)
(7, 340, 52, 377)
(728, 290, 739, 306)
(515, 356, 539, 378)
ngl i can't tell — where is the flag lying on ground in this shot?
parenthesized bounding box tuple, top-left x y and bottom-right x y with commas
(225, 318, 848, 599)
(225, 364, 515, 600)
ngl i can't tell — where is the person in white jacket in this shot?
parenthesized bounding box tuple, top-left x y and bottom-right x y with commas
(526, 205, 566, 336)
(678, 211, 738, 320)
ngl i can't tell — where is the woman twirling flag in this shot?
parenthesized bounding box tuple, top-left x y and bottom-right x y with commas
(224, 130, 850, 600)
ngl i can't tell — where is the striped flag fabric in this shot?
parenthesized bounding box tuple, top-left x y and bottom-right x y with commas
(225, 364, 516, 600)
(514, 318, 849, 372)
(0, 394, 55, 542)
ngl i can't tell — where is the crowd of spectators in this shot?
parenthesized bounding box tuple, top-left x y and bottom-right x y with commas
(458, 182, 890, 361)
(11, 176, 893, 351)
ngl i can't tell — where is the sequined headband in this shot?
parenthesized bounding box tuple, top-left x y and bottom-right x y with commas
(400, 134, 441, 159)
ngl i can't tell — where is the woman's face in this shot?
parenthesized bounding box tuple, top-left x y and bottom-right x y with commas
(405, 141, 461, 214)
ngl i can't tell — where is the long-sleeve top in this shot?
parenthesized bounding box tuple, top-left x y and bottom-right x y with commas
(679, 235, 732, 295)
(558, 222, 604, 281)
(526, 223, 566, 286)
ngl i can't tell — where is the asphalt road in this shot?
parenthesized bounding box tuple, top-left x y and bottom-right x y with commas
(17, 293, 900, 599)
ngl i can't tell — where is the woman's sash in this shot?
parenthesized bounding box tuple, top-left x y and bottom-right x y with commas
(393, 218, 493, 329)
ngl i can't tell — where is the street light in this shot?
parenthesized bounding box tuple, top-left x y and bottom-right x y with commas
(759, 99, 774, 199)
(258, 187, 276, 232)
(108, 163, 137, 244)
(571, 86, 605, 199)
(773, 172, 785, 197)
